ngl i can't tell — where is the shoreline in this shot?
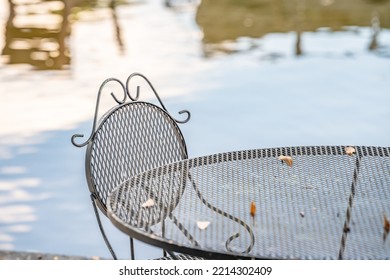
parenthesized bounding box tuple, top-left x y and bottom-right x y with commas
(0, 250, 103, 260)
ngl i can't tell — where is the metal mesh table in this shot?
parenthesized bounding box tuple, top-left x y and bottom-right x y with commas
(107, 146, 390, 259)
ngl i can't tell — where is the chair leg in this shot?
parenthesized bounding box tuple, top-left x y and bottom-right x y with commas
(90, 194, 118, 260)
(166, 251, 179, 260)
(129, 237, 135, 260)
(162, 220, 167, 257)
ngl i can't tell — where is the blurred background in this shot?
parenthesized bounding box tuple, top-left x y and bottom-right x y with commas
(0, 0, 389, 259)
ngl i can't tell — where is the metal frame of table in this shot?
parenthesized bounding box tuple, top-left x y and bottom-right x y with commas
(107, 146, 390, 259)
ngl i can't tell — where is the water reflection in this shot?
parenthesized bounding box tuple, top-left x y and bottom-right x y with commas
(3, 0, 388, 69)
(109, 0, 125, 55)
(2, 0, 72, 70)
(0, 173, 45, 250)
(1, 0, 126, 70)
(195, 0, 390, 57)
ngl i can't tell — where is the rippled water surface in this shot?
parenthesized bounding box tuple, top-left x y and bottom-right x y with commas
(0, 0, 389, 259)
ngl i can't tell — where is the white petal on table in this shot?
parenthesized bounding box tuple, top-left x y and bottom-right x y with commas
(141, 198, 155, 208)
(345, 146, 356, 156)
(196, 221, 210, 230)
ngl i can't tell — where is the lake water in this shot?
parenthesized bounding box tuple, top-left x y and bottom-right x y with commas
(0, 0, 389, 259)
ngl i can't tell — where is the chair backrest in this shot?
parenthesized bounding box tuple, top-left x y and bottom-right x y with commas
(85, 101, 189, 215)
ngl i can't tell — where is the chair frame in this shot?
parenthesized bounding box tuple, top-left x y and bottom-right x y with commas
(71, 73, 191, 259)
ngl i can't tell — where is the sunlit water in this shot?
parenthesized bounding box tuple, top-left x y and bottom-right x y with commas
(0, 0, 389, 259)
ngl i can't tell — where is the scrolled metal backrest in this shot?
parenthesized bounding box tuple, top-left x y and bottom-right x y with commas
(72, 73, 191, 219)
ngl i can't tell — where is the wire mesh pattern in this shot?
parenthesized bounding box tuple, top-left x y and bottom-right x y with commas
(87, 102, 188, 214)
(108, 146, 390, 259)
(157, 254, 204, 260)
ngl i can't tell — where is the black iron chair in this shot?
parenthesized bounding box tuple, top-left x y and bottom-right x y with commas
(71, 73, 201, 260)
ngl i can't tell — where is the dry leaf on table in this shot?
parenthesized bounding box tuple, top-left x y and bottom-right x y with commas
(278, 155, 293, 167)
(384, 214, 390, 231)
(250, 201, 256, 218)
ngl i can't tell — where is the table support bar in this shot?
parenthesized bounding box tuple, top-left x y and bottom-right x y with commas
(338, 155, 362, 259)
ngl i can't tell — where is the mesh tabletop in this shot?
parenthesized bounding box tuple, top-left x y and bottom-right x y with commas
(107, 146, 390, 259)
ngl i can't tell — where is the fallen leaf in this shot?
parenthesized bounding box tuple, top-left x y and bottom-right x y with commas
(384, 214, 390, 231)
(141, 198, 155, 208)
(345, 146, 356, 156)
(383, 214, 390, 242)
(250, 201, 256, 218)
(196, 221, 210, 230)
(278, 155, 293, 167)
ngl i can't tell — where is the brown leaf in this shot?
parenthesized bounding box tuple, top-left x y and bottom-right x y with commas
(345, 146, 356, 156)
(250, 201, 256, 218)
(384, 214, 390, 231)
(278, 155, 293, 167)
